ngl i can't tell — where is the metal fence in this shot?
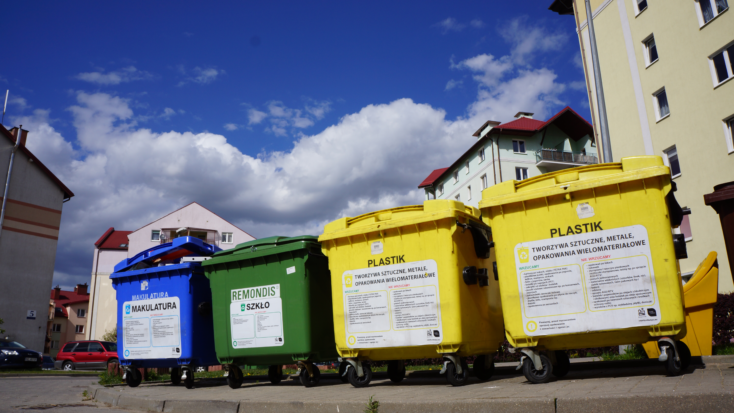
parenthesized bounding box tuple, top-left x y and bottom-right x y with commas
(536, 148, 598, 165)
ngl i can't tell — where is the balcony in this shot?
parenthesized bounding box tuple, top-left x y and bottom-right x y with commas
(536, 149, 598, 172)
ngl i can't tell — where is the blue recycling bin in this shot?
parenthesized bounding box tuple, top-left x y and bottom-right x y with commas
(111, 236, 221, 389)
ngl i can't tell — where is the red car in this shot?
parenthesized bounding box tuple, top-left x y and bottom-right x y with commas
(54, 340, 118, 371)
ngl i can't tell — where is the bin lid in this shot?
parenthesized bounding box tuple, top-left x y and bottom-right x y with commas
(113, 236, 221, 273)
(704, 181, 734, 206)
(478, 156, 671, 208)
(208, 235, 319, 258)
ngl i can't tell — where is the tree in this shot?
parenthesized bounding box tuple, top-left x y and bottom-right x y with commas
(102, 326, 117, 342)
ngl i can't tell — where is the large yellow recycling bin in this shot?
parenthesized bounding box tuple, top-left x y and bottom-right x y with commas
(479, 156, 687, 383)
(319, 200, 505, 387)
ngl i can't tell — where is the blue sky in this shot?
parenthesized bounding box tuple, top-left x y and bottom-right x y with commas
(2, 1, 590, 288)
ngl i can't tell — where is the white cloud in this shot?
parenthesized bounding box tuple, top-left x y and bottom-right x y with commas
(9, 95, 29, 111)
(574, 52, 584, 71)
(245, 100, 333, 135)
(177, 66, 224, 86)
(160, 107, 177, 119)
(434, 17, 466, 34)
(499, 17, 568, 65)
(304, 100, 332, 120)
(445, 79, 463, 91)
(569, 80, 586, 91)
(453, 54, 514, 88)
(76, 66, 153, 85)
(224, 123, 239, 131)
(470, 19, 485, 28)
(247, 109, 267, 125)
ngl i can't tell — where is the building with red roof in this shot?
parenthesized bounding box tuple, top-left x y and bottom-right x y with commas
(418, 107, 598, 206)
(46, 284, 90, 357)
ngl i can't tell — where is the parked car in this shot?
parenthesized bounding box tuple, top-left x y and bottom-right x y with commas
(42, 356, 55, 370)
(54, 340, 118, 371)
(0, 339, 43, 369)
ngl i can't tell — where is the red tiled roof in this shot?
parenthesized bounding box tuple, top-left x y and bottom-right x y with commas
(418, 168, 449, 189)
(51, 289, 90, 307)
(0, 125, 74, 199)
(495, 117, 546, 131)
(94, 227, 131, 249)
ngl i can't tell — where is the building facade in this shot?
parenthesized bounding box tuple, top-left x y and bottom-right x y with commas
(85, 202, 255, 340)
(0, 125, 73, 352)
(46, 285, 90, 357)
(419, 108, 597, 208)
(549, 0, 734, 292)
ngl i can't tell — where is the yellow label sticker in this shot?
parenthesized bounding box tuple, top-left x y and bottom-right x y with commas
(517, 247, 530, 263)
(344, 274, 353, 288)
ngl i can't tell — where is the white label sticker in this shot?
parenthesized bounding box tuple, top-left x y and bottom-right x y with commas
(122, 297, 181, 359)
(342, 259, 442, 348)
(371, 241, 384, 255)
(576, 203, 595, 219)
(515, 225, 660, 336)
(286, 266, 296, 274)
(230, 284, 284, 348)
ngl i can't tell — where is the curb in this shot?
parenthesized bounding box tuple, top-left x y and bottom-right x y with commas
(0, 373, 100, 378)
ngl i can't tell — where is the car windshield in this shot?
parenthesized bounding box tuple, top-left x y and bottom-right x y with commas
(0, 341, 26, 348)
(102, 342, 117, 352)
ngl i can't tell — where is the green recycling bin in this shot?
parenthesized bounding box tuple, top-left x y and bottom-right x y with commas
(202, 236, 339, 388)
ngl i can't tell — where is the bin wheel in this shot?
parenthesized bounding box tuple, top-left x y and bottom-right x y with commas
(662, 343, 682, 376)
(472, 355, 495, 381)
(347, 364, 372, 388)
(522, 354, 553, 384)
(299, 364, 320, 388)
(171, 367, 182, 385)
(126, 368, 143, 388)
(184, 370, 195, 389)
(338, 362, 349, 383)
(676, 341, 692, 371)
(387, 360, 406, 383)
(445, 359, 469, 386)
(227, 365, 243, 389)
(552, 351, 570, 378)
(268, 365, 282, 385)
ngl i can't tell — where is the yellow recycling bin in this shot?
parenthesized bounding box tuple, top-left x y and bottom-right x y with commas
(644, 252, 719, 358)
(479, 156, 689, 383)
(319, 200, 504, 387)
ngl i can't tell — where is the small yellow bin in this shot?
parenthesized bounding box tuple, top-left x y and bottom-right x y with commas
(479, 156, 687, 383)
(319, 200, 505, 387)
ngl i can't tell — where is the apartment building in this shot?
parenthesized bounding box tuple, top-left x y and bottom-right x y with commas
(85, 202, 255, 340)
(0, 125, 74, 352)
(549, 0, 734, 292)
(46, 285, 90, 357)
(419, 107, 597, 207)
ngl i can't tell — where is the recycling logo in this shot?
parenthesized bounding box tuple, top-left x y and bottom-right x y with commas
(233, 340, 237, 347)
(124, 349, 130, 357)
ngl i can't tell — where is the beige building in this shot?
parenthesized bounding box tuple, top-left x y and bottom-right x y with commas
(85, 202, 255, 340)
(550, 0, 734, 292)
(46, 285, 90, 357)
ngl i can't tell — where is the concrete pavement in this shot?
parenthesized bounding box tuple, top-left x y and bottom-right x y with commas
(88, 356, 734, 413)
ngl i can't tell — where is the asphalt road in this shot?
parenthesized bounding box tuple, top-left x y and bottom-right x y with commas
(0, 376, 144, 413)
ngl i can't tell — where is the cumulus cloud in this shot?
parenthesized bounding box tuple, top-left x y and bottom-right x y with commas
(498, 17, 568, 65)
(160, 107, 177, 119)
(76, 66, 154, 85)
(177, 66, 224, 86)
(244, 100, 333, 136)
(434, 17, 466, 34)
(453, 54, 514, 88)
(223, 123, 239, 131)
(470, 19, 485, 28)
(247, 109, 267, 125)
(445, 79, 463, 91)
(569, 80, 586, 91)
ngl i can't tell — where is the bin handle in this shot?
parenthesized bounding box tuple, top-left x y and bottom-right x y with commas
(666, 181, 684, 228)
(456, 220, 493, 259)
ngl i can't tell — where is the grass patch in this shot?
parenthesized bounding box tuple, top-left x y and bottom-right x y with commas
(98, 370, 123, 385)
(364, 395, 379, 413)
(600, 345, 647, 361)
(713, 344, 734, 355)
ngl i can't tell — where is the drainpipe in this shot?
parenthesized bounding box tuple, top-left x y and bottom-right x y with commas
(0, 125, 22, 240)
(490, 138, 497, 185)
(497, 129, 503, 182)
(584, 0, 613, 163)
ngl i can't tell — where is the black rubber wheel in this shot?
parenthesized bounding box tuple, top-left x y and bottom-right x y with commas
(676, 341, 692, 371)
(227, 365, 243, 389)
(268, 365, 282, 384)
(126, 368, 142, 388)
(387, 360, 406, 383)
(171, 367, 182, 385)
(346, 364, 372, 388)
(62, 361, 74, 371)
(338, 362, 349, 383)
(552, 351, 570, 378)
(299, 365, 320, 388)
(662, 343, 682, 376)
(522, 354, 553, 384)
(445, 360, 469, 386)
(184, 370, 195, 389)
(472, 355, 495, 381)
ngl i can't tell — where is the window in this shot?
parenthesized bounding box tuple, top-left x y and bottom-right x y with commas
(221, 232, 233, 244)
(50, 341, 59, 349)
(479, 148, 485, 162)
(73, 342, 88, 351)
(512, 140, 526, 153)
(51, 323, 61, 332)
(481, 174, 488, 190)
(453, 170, 459, 183)
(77, 308, 86, 318)
(695, 0, 729, 26)
(710, 43, 734, 86)
(75, 325, 85, 334)
(61, 343, 77, 352)
(515, 167, 529, 181)
(634, 0, 648, 14)
(151, 230, 160, 241)
(455, 194, 461, 201)
(437, 184, 444, 196)
(642, 35, 659, 66)
(663, 146, 681, 178)
(467, 186, 472, 201)
(653, 88, 670, 121)
(102, 342, 118, 352)
(681, 215, 693, 241)
(465, 161, 470, 174)
(88, 342, 103, 352)
(724, 116, 734, 153)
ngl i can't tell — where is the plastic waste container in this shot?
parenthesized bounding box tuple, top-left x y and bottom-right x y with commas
(201, 236, 339, 389)
(479, 156, 690, 383)
(111, 236, 221, 389)
(318, 200, 504, 387)
(705, 181, 734, 286)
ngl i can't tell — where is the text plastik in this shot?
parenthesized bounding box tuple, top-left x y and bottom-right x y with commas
(551, 221, 603, 238)
(367, 255, 405, 267)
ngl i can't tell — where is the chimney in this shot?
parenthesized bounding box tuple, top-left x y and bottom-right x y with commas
(74, 283, 89, 295)
(52, 286, 61, 300)
(8, 127, 28, 147)
(514, 112, 534, 119)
